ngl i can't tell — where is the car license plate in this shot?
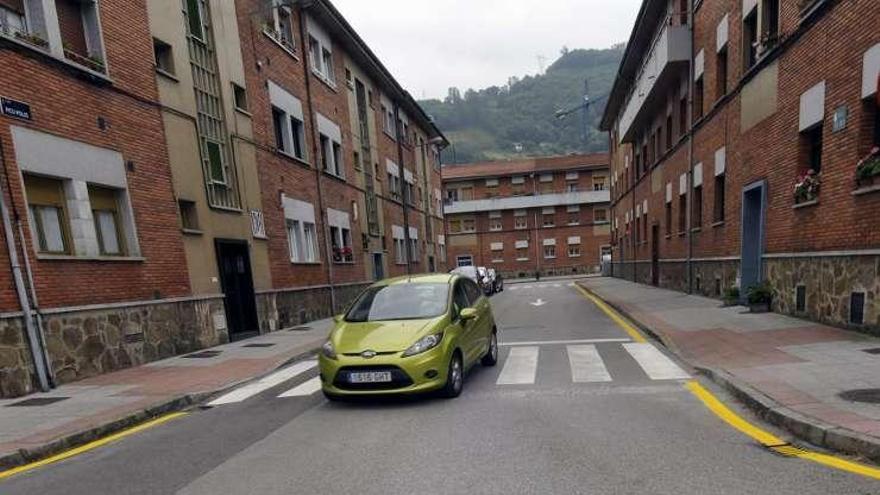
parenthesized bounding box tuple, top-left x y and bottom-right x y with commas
(348, 371, 392, 383)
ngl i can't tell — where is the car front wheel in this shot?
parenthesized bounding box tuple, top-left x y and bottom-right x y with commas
(481, 331, 498, 366)
(441, 352, 464, 398)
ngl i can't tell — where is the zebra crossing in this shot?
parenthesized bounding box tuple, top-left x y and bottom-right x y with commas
(204, 340, 690, 407)
(508, 282, 577, 291)
(493, 341, 690, 386)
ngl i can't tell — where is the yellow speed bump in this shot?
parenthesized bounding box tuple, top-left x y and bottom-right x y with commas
(687, 381, 880, 480)
(0, 412, 187, 481)
(574, 284, 646, 343)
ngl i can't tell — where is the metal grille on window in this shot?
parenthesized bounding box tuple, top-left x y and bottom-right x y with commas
(183, 0, 241, 209)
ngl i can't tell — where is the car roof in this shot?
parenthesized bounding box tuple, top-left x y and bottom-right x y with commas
(375, 273, 456, 287)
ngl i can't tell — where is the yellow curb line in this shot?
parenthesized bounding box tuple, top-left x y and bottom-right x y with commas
(686, 381, 880, 480)
(573, 284, 647, 343)
(0, 411, 188, 481)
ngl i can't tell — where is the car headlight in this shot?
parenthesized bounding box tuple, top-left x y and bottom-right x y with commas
(402, 333, 444, 357)
(322, 340, 337, 360)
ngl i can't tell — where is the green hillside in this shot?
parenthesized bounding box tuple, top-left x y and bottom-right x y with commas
(419, 45, 625, 164)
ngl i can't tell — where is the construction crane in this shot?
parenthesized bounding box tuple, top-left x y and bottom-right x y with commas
(554, 80, 608, 151)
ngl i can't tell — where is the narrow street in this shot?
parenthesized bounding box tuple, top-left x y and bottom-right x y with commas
(2, 278, 876, 494)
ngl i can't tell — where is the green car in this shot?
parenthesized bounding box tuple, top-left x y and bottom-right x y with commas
(319, 273, 498, 400)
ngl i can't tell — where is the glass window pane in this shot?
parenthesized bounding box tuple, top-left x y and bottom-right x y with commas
(96, 211, 121, 255)
(186, 0, 204, 39)
(39, 206, 65, 253)
(206, 141, 225, 183)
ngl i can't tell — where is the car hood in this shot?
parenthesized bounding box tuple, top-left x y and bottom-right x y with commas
(332, 319, 438, 354)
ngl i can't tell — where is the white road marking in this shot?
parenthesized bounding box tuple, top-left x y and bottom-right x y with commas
(497, 346, 539, 385)
(553, 284, 561, 288)
(530, 298, 548, 307)
(623, 343, 690, 380)
(208, 360, 318, 406)
(278, 376, 322, 398)
(567, 345, 612, 383)
(501, 338, 631, 347)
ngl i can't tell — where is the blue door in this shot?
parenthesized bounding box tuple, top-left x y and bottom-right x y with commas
(740, 181, 766, 297)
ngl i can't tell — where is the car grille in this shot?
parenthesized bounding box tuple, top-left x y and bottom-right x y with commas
(333, 365, 414, 391)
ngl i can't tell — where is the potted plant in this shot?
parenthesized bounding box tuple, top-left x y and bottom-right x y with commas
(794, 169, 820, 204)
(856, 147, 880, 188)
(746, 282, 773, 313)
(722, 286, 740, 307)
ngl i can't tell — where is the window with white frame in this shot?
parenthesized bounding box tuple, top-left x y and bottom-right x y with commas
(264, 2, 295, 52)
(380, 95, 397, 137)
(543, 239, 556, 259)
(515, 240, 529, 261)
(567, 236, 582, 258)
(14, 126, 140, 258)
(283, 196, 319, 263)
(307, 16, 335, 85)
(409, 227, 419, 262)
(393, 226, 407, 264)
(438, 236, 446, 260)
(542, 207, 555, 227)
(514, 210, 527, 230)
(594, 207, 608, 223)
(490, 242, 504, 263)
(268, 81, 307, 161)
(403, 169, 415, 205)
(317, 112, 343, 178)
(489, 211, 502, 231)
(386, 159, 401, 200)
(328, 208, 353, 263)
(593, 175, 607, 191)
(567, 205, 580, 225)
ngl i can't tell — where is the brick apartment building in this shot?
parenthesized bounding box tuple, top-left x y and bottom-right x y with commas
(442, 154, 612, 279)
(600, 0, 880, 331)
(0, 0, 446, 397)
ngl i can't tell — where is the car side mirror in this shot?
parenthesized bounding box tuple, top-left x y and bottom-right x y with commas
(333, 314, 343, 324)
(459, 308, 478, 321)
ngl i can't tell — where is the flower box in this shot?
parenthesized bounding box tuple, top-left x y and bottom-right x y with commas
(856, 147, 880, 188)
(793, 169, 820, 204)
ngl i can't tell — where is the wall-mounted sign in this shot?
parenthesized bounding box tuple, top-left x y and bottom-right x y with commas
(0, 98, 32, 121)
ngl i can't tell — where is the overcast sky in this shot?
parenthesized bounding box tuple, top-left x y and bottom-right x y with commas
(331, 0, 641, 100)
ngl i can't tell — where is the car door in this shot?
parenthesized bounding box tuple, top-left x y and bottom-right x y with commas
(462, 279, 490, 365)
(450, 281, 472, 361)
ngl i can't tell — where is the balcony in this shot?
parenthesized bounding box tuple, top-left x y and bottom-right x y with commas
(618, 19, 690, 143)
(444, 190, 610, 215)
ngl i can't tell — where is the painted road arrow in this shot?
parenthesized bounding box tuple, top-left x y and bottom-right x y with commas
(530, 299, 548, 307)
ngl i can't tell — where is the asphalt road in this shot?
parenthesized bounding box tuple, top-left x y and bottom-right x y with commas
(3, 277, 878, 494)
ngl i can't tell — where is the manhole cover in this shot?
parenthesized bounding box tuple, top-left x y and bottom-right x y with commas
(184, 350, 222, 359)
(288, 326, 312, 332)
(242, 343, 276, 348)
(839, 389, 880, 404)
(863, 348, 880, 355)
(7, 397, 70, 407)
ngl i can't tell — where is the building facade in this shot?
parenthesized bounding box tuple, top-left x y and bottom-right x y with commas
(600, 0, 880, 332)
(442, 155, 612, 279)
(0, 0, 446, 398)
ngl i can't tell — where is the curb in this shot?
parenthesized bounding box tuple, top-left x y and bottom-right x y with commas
(577, 280, 880, 463)
(0, 343, 323, 472)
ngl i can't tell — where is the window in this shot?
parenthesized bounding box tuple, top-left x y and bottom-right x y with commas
(153, 38, 174, 75)
(395, 236, 407, 264)
(24, 175, 70, 254)
(665, 202, 673, 236)
(381, 104, 397, 137)
(179, 200, 199, 231)
(679, 95, 688, 137)
(268, 82, 307, 161)
(568, 214, 580, 226)
(0, 2, 25, 36)
(185, 0, 204, 41)
(515, 216, 527, 230)
(490, 219, 503, 231)
(516, 247, 529, 261)
(850, 292, 866, 325)
(568, 245, 581, 258)
(693, 185, 703, 228)
(716, 47, 728, 98)
(205, 140, 225, 184)
(743, 9, 758, 70)
(678, 194, 687, 234)
(761, 0, 779, 49)
(321, 47, 335, 84)
(330, 226, 353, 263)
(594, 208, 608, 223)
(319, 133, 344, 178)
(287, 220, 319, 263)
(89, 185, 124, 256)
(566, 183, 578, 193)
(462, 218, 476, 233)
(543, 214, 555, 228)
(666, 115, 673, 149)
(593, 175, 607, 191)
(714, 174, 725, 223)
(272, 107, 286, 151)
(232, 83, 248, 112)
(803, 125, 823, 173)
(694, 76, 704, 120)
(543, 245, 556, 259)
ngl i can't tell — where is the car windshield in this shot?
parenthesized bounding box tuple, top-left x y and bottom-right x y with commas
(345, 283, 450, 322)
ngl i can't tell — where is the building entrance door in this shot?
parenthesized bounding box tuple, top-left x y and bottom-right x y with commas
(373, 252, 385, 281)
(215, 240, 259, 340)
(740, 181, 767, 297)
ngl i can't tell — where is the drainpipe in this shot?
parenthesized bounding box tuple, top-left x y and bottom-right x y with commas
(393, 104, 412, 276)
(0, 138, 50, 392)
(532, 173, 541, 278)
(18, 220, 53, 386)
(298, 4, 337, 312)
(686, 0, 696, 294)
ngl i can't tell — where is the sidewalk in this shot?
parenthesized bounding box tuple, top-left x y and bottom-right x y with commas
(0, 319, 333, 469)
(580, 277, 880, 461)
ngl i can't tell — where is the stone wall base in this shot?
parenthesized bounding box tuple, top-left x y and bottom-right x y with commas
(256, 282, 371, 332)
(500, 264, 600, 281)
